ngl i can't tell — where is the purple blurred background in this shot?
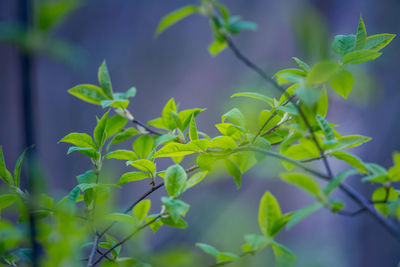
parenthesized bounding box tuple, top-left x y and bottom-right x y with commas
(1, 0, 400, 266)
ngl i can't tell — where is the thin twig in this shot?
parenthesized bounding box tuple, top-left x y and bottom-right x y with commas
(96, 249, 113, 261)
(92, 215, 162, 266)
(132, 118, 162, 136)
(98, 165, 199, 238)
(87, 235, 99, 266)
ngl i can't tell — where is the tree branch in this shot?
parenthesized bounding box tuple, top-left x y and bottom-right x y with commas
(92, 215, 162, 266)
(87, 235, 99, 267)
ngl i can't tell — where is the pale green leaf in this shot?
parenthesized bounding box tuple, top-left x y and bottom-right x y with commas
(156, 5, 199, 35)
(258, 191, 282, 237)
(68, 84, 110, 105)
(231, 92, 274, 106)
(224, 158, 241, 188)
(331, 151, 369, 174)
(94, 111, 110, 148)
(354, 16, 367, 50)
(342, 50, 381, 64)
(280, 173, 322, 199)
(365, 33, 396, 51)
(59, 133, 96, 149)
(328, 69, 354, 99)
(133, 199, 151, 222)
(104, 150, 138, 161)
(133, 135, 154, 159)
(164, 164, 187, 198)
(118, 172, 150, 185)
(306, 61, 339, 85)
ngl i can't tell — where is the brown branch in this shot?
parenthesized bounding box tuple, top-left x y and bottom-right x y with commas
(98, 165, 199, 238)
(92, 215, 162, 266)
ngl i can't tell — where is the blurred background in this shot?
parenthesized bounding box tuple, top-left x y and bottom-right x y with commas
(1, 0, 400, 266)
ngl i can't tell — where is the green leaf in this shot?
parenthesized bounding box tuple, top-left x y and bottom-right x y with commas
(316, 114, 336, 144)
(258, 191, 282, 237)
(161, 98, 178, 130)
(94, 111, 110, 148)
(362, 163, 388, 183)
(128, 160, 156, 175)
(208, 39, 227, 56)
(280, 173, 322, 200)
(330, 135, 371, 152)
(306, 61, 339, 85)
(164, 164, 187, 198)
(105, 115, 128, 138)
(156, 5, 199, 35)
(196, 243, 219, 258)
(59, 133, 97, 149)
(117, 172, 150, 185)
(67, 146, 99, 159)
(292, 57, 310, 72)
(222, 108, 247, 129)
(197, 154, 216, 172)
(229, 21, 258, 34)
(154, 141, 207, 158)
(154, 134, 178, 148)
(252, 136, 271, 163)
(110, 128, 138, 146)
(161, 216, 188, 228)
(13, 146, 32, 188)
(68, 84, 110, 105)
(365, 33, 396, 51)
(231, 92, 274, 106)
(331, 151, 369, 174)
(224, 158, 242, 188)
(98, 60, 114, 99)
(77, 170, 97, 184)
(145, 214, 163, 232)
(331, 34, 356, 56)
(342, 50, 381, 64)
(100, 99, 129, 109)
(209, 136, 238, 150)
(0, 194, 18, 210)
(354, 16, 367, 50)
(217, 252, 239, 264)
(274, 68, 306, 85)
(242, 234, 272, 252)
(133, 135, 154, 159)
(323, 169, 358, 195)
(161, 197, 189, 223)
(372, 187, 399, 216)
(272, 243, 297, 267)
(286, 202, 323, 230)
(183, 171, 207, 192)
(133, 200, 151, 222)
(178, 108, 205, 131)
(189, 114, 198, 141)
(105, 150, 138, 161)
(328, 69, 354, 99)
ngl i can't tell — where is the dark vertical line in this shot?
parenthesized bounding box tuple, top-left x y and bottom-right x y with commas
(18, 0, 39, 266)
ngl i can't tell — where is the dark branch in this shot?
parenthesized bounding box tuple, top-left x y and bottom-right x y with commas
(92, 215, 162, 266)
(87, 235, 99, 266)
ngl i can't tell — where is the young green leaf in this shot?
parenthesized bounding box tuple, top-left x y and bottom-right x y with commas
(365, 33, 396, 51)
(222, 108, 247, 130)
(189, 114, 198, 141)
(231, 92, 274, 106)
(133, 199, 151, 222)
(183, 171, 207, 192)
(0, 194, 18, 210)
(196, 243, 219, 258)
(100, 99, 129, 109)
(331, 34, 356, 56)
(208, 39, 227, 56)
(67, 147, 99, 159)
(128, 159, 156, 175)
(164, 164, 187, 198)
(133, 135, 154, 159)
(104, 150, 138, 161)
(242, 234, 272, 252)
(224, 158, 242, 188)
(372, 187, 399, 216)
(104, 213, 136, 224)
(328, 69, 354, 99)
(156, 5, 199, 35)
(272, 242, 297, 267)
(258, 191, 282, 237)
(217, 252, 239, 264)
(286, 202, 323, 230)
(59, 133, 97, 149)
(161, 197, 189, 223)
(280, 173, 322, 200)
(98, 60, 114, 99)
(331, 151, 369, 174)
(292, 57, 310, 72)
(316, 114, 336, 144)
(117, 172, 150, 185)
(274, 68, 306, 85)
(109, 128, 138, 146)
(68, 84, 110, 105)
(93, 111, 110, 148)
(342, 50, 381, 64)
(13, 146, 32, 188)
(354, 15, 367, 50)
(105, 115, 128, 138)
(197, 154, 216, 172)
(306, 61, 339, 85)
